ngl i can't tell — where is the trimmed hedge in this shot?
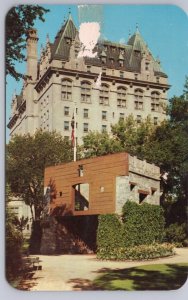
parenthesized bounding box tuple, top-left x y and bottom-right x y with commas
(122, 201, 165, 247)
(97, 214, 123, 254)
(97, 243, 175, 261)
(97, 201, 168, 260)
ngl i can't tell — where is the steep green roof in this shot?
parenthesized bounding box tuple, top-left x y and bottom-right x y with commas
(50, 14, 77, 60)
(127, 29, 148, 53)
(49, 16, 167, 78)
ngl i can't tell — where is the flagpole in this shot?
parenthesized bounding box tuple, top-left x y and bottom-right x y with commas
(73, 102, 77, 162)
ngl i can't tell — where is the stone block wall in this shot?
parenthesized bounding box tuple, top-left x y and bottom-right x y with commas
(40, 216, 98, 255)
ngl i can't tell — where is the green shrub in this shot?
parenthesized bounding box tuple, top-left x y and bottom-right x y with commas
(97, 214, 123, 254)
(6, 214, 23, 282)
(165, 223, 187, 246)
(97, 202, 167, 260)
(97, 243, 175, 261)
(122, 201, 165, 247)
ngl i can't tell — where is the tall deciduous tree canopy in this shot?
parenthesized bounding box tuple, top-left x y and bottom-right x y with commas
(7, 130, 73, 220)
(6, 5, 49, 80)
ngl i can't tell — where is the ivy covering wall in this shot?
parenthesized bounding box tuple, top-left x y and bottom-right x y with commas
(97, 201, 173, 260)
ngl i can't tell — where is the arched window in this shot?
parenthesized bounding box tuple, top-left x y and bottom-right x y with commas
(61, 79, 72, 100)
(99, 84, 109, 105)
(151, 91, 160, 112)
(134, 89, 144, 110)
(117, 86, 126, 108)
(81, 81, 91, 103)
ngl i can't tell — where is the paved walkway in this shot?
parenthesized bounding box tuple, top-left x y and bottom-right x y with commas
(24, 248, 188, 291)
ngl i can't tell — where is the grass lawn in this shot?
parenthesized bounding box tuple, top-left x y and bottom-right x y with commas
(91, 263, 188, 291)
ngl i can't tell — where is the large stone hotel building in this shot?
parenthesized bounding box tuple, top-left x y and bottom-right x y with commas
(7, 14, 170, 144)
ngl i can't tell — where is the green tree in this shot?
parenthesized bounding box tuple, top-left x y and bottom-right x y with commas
(82, 130, 122, 158)
(82, 116, 155, 161)
(7, 130, 73, 220)
(111, 115, 154, 159)
(6, 5, 49, 80)
(12, 216, 29, 233)
(5, 186, 23, 282)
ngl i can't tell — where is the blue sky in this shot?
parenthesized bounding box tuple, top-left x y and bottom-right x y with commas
(6, 4, 188, 139)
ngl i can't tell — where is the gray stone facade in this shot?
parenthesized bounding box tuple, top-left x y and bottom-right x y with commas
(8, 15, 170, 144)
(115, 155, 160, 214)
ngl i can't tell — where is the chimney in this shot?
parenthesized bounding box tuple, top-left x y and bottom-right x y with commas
(26, 28, 38, 81)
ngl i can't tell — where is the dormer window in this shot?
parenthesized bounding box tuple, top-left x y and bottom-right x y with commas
(145, 62, 149, 71)
(100, 49, 107, 64)
(119, 60, 123, 67)
(134, 50, 140, 57)
(65, 37, 71, 44)
(101, 57, 106, 64)
(110, 58, 114, 64)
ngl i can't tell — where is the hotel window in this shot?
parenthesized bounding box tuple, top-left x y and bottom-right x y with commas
(117, 86, 126, 107)
(87, 65, 91, 73)
(62, 79, 72, 100)
(145, 62, 149, 71)
(46, 96, 49, 105)
(64, 106, 69, 116)
(154, 117, 158, 125)
(83, 108, 89, 118)
(119, 60, 124, 67)
(102, 68, 106, 75)
(151, 91, 160, 112)
(46, 110, 49, 120)
(110, 58, 114, 65)
(134, 89, 143, 110)
(83, 123, 89, 133)
(119, 113, 125, 121)
(99, 84, 109, 105)
(102, 124, 107, 131)
(102, 111, 107, 120)
(81, 81, 91, 103)
(64, 121, 69, 131)
(120, 71, 124, 78)
(136, 115, 142, 124)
